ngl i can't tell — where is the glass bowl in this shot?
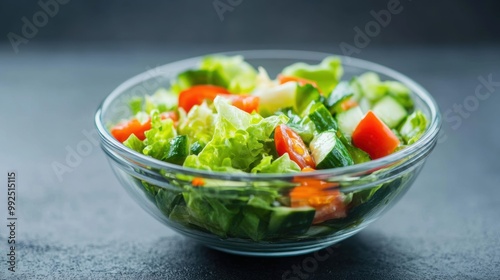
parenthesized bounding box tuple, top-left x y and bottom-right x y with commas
(95, 50, 441, 256)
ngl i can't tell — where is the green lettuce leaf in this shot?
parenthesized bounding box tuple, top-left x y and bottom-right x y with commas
(354, 73, 414, 110)
(183, 97, 288, 172)
(142, 110, 177, 160)
(200, 55, 257, 93)
(251, 154, 301, 174)
(144, 88, 178, 113)
(123, 134, 145, 153)
(399, 110, 428, 144)
(178, 102, 216, 147)
(282, 56, 343, 94)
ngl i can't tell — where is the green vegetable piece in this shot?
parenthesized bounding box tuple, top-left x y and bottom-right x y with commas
(282, 56, 343, 94)
(143, 110, 177, 160)
(251, 154, 301, 174)
(266, 206, 315, 238)
(326, 81, 355, 114)
(165, 135, 189, 165)
(372, 95, 408, 129)
(310, 131, 354, 169)
(178, 102, 216, 145)
(336, 106, 364, 138)
(183, 97, 288, 172)
(171, 69, 227, 94)
(189, 141, 204, 155)
(384, 81, 414, 110)
(295, 84, 321, 114)
(336, 130, 371, 164)
(144, 88, 178, 113)
(399, 110, 428, 144)
(129, 97, 143, 115)
(123, 134, 145, 153)
(184, 192, 243, 237)
(308, 103, 338, 132)
(357, 72, 387, 101)
(156, 188, 183, 217)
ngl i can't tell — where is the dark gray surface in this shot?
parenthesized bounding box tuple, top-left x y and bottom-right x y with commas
(1, 44, 499, 279)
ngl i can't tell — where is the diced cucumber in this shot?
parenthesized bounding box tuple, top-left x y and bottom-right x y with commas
(231, 197, 315, 241)
(372, 96, 408, 128)
(358, 97, 371, 113)
(336, 106, 364, 138)
(310, 131, 354, 169)
(325, 81, 354, 114)
(267, 206, 315, 237)
(165, 135, 189, 164)
(308, 103, 338, 132)
(189, 141, 204, 155)
(295, 84, 321, 114)
(384, 81, 414, 110)
(358, 72, 386, 101)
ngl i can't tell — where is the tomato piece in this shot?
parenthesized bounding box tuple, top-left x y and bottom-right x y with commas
(352, 110, 400, 159)
(274, 124, 315, 169)
(226, 95, 259, 113)
(178, 85, 259, 113)
(278, 74, 318, 88)
(192, 177, 205, 187)
(111, 118, 151, 143)
(178, 85, 229, 112)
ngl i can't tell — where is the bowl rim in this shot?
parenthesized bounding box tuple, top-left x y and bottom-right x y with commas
(95, 49, 441, 180)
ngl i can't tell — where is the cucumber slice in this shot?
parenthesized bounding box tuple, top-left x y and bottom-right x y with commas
(358, 72, 386, 101)
(372, 96, 408, 128)
(308, 103, 338, 132)
(267, 206, 315, 237)
(325, 81, 354, 114)
(336, 106, 364, 138)
(165, 135, 189, 164)
(310, 131, 354, 169)
(171, 69, 227, 93)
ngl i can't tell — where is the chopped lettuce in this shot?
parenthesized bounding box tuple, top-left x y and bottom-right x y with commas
(282, 56, 343, 94)
(399, 110, 428, 144)
(142, 110, 177, 160)
(177, 102, 216, 147)
(384, 81, 414, 110)
(129, 97, 143, 115)
(252, 82, 298, 116)
(144, 88, 178, 113)
(170, 69, 227, 93)
(123, 134, 145, 153)
(251, 154, 301, 174)
(200, 55, 257, 93)
(183, 97, 288, 172)
(355, 72, 414, 110)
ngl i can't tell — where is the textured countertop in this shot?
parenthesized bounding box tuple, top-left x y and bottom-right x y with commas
(1, 44, 499, 279)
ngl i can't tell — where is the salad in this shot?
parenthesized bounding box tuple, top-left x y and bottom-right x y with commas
(110, 55, 428, 241)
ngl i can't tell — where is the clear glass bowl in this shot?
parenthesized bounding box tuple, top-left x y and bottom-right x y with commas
(95, 50, 441, 256)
